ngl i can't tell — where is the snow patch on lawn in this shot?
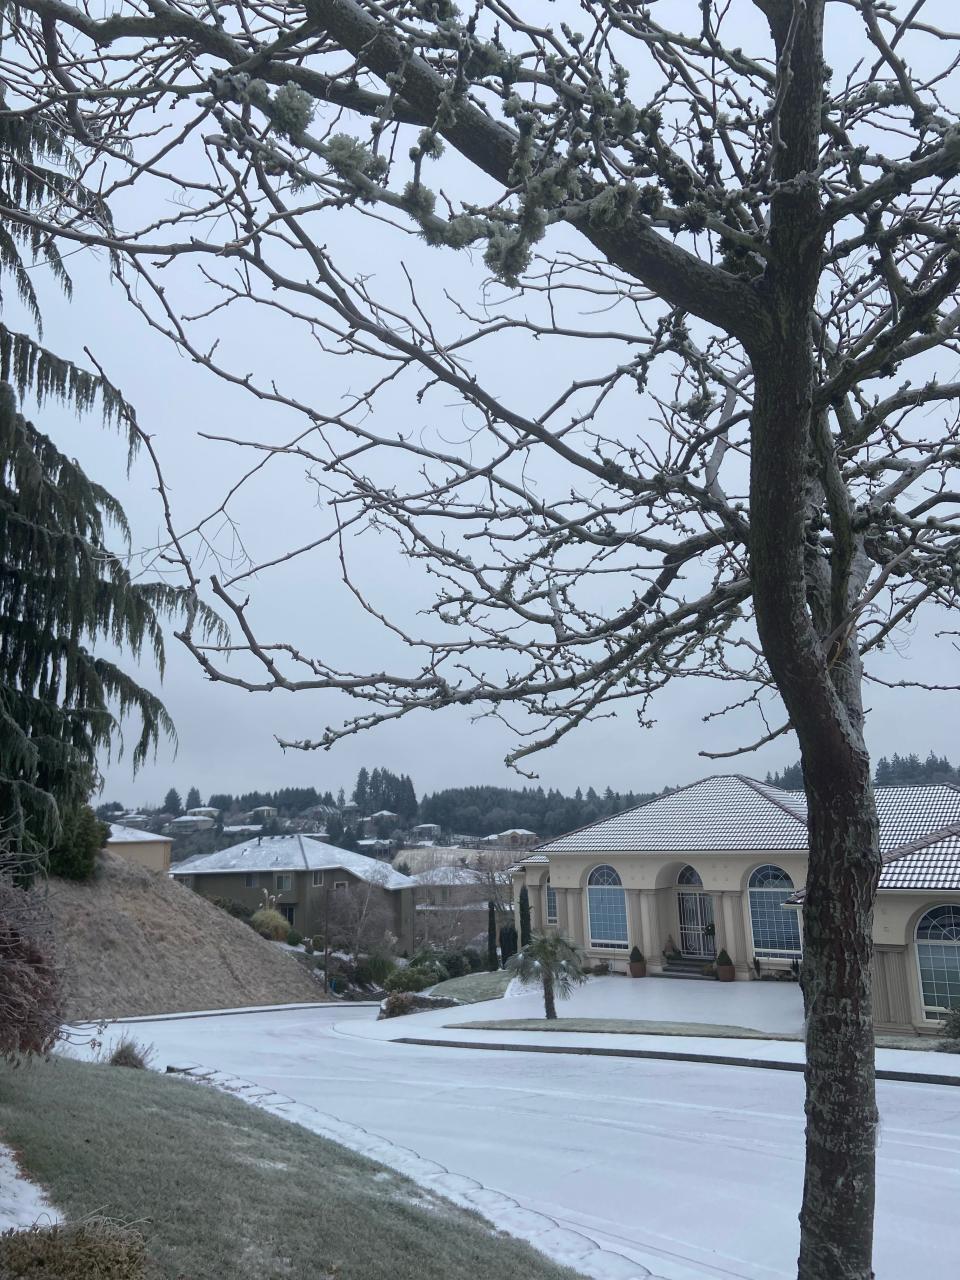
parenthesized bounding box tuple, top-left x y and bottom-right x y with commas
(172, 1063, 656, 1279)
(0, 1143, 60, 1233)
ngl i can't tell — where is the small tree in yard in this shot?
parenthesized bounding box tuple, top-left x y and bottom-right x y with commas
(518, 886, 532, 948)
(486, 901, 498, 972)
(507, 934, 587, 1022)
(326, 872, 396, 963)
(14, 4, 960, 1274)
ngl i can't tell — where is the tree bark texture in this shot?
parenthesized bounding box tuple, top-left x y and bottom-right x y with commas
(749, 5, 881, 1278)
(543, 973, 557, 1021)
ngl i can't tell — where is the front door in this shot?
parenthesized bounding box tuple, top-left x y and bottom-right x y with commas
(678, 892, 716, 958)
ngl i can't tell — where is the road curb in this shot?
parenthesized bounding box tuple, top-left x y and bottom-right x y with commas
(70, 1001, 381, 1027)
(393, 1036, 960, 1086)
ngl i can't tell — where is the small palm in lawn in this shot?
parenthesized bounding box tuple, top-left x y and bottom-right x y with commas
(506, 933, 587, 1021)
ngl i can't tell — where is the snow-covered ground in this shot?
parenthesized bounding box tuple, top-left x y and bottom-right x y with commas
(69, 997, 960, 1280)
(0, 1143, 60, 1233)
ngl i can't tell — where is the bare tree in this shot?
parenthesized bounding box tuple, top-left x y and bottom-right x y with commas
(326, 872, 396, 962)
(0, 873, 62, 1061)
(6, 3, 960, 1275)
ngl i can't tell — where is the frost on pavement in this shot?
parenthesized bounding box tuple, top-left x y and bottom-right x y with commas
(172, 1063, 656, 1280)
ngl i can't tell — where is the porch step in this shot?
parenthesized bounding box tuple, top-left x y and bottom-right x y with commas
(663, 956, 716, 974)
(655, 970, 717, 981)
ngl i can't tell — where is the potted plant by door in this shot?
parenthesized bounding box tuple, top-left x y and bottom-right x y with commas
(716, 949, 736, 982)
(628, 946, 646, 978)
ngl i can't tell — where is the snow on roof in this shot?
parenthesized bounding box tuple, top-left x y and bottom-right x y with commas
(535, 776, 960, 857)
(499, 828, 538, 836)
(171, 834, 413, 889)
(408, 865, 486, 887)
(108, 823, 172, 845)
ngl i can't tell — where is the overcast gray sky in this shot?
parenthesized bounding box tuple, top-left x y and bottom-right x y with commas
(20, 1, 960, 809)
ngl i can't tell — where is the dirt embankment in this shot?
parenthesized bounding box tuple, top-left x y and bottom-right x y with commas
(45, 852, 325, 1019)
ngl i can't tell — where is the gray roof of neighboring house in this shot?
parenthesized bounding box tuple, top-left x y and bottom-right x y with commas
(108, 823, 172, 845)
(530, 775, 960, 871)
(170, 834, 413, 889)
(408, 865, 509, 887)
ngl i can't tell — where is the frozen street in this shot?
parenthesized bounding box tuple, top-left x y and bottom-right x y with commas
(79, 1002, 960, 1280)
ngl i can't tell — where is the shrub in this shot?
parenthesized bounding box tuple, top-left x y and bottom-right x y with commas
(0, 883, 62, 1062)
(383, 967, 434, 993)
(716, 949, 733, 967)
(47, 805, 108, 881)
(250, 908, 289, 941)
(0, 1219, 147, 1279)
(107, 1035, 154, 1070)
(286, 929, 303, 947)
(943, 1007, 960, 1040)
(303, 937, 315, 955)
(355, 951, 395, 986)
(311, 935, 324, 952)
(463, 947, 484, 972)
(207, 896, 254, 922)
(629, 945, 644, 963)
(591, 961, 610, 976)
(380, 991, 417, 1018)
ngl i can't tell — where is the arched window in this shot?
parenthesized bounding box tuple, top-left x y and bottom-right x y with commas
(748, 865, 802, 958)
(678, 865, 702, 887)
(916, 906, 960, 1020)
(545, 875, 558, 925)
(587, 864, 628, 949)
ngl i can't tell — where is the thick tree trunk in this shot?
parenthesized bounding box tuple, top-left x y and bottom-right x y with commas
(543, 973, 557, 1020)
(798, 760, 880, 1280)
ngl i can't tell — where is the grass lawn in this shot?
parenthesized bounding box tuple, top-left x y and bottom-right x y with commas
(0, 1056, 580, 1280)
(450, 1017, 790, 1039)
(429, 970, 513, 1003)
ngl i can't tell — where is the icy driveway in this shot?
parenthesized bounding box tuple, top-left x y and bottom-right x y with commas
(82, 1003, 959, 1280)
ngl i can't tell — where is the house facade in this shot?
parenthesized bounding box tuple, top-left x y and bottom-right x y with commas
(171, 834, 415, 951)
(106, 823, 172, 873)
(511, 775, 960, 1034)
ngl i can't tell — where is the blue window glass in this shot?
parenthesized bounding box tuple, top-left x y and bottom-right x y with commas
(917, 906, 960, 1019)
(748, 865, 802, 958)
(587, 865, 628, 949)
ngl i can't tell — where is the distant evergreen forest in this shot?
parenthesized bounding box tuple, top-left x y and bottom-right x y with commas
(109, 748, 957, 841)
(767, 751, 960, 790)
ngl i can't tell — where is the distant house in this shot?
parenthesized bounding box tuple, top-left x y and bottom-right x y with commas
(411, 822, 442, 840)
(247, 805, 278, 820)
(186, 806, 220, 819)
(361, 809, 399, 835)
(491, 829, 540, 849)
(409, 864, 511, 946)
(511, 774, 960, 1035)
(106, 823, 172, 874)
(357, 837, 394, 857)
(171, 834, 415, 949)
(164, 814, 216, 835)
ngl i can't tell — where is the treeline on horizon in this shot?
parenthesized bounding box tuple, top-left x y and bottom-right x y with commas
(766, 751, 960, 791)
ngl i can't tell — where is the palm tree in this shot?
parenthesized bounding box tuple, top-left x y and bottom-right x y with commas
(506, 933, 587, 1020)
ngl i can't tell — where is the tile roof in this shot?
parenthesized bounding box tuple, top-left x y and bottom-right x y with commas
(171, 834, 413, 889)
(534, 775, 960, 894)
(536, 776, 808, 853)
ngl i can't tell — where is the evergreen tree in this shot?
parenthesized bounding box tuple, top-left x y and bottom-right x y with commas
(352, 767, 369, 814)
(47, 805, 108, 881)
(519, 884, 532, 947)
(0, 95, 221, 873)
(185, 786, 202, 811)
(486, 901, 498, 972)
(163, 788, 182, 816)
(208, 793, 233, 812)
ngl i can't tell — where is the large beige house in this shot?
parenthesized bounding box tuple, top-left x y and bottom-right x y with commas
(106, 823, 172, 873)
(171, 834, 415, 951)
(511, 775, 960, 1035)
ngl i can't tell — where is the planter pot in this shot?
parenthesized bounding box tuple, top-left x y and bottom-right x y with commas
(628, 961, 647, 978)
(716, 964, 736, 982)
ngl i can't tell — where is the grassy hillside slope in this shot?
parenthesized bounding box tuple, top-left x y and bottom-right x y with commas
(0, 1056, 580, 1280)
(46, 852, 324, 1019)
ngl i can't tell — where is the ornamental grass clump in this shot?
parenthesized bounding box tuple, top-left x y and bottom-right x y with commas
(107, 1034, 154, 1070)
(0, 1218, 148, 1279)
(250, 907, 289, 941)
